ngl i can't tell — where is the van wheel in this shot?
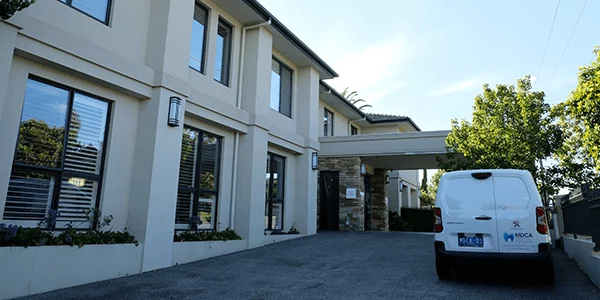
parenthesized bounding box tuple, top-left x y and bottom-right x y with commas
(436, 255, 452, 280)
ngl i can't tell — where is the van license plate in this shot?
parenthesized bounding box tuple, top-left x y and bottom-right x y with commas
(458, 236, 483, 248)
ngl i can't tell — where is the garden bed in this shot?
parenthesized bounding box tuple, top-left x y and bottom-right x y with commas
(0, 243, 142, 300)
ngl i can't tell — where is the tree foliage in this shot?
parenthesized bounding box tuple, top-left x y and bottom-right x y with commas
(0, 0, 36, 20)
(420, 169, 444, 207)
(438, 75, 563, 195)
(341, 87, 372, 110)
(551, 46, 600, 188)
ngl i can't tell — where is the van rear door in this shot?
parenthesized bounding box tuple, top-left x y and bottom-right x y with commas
(439, 171, 500, 253)
(493, 172, 538, 253)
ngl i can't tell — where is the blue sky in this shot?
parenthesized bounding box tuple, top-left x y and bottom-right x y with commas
(258, 0, 599, 131)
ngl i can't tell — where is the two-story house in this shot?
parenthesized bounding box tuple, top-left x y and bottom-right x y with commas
(0, 1, 450, 298)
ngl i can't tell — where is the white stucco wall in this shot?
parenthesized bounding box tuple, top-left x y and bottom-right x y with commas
(360, 125, 399, 134)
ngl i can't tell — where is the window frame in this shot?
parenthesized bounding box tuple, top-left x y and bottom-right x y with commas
(214, 17, 233, 86)
(6, 75, 112, 229)
(351, 125, 358, 136)
(58, 0, 112, 25)
(270, 56, 293, 118)
(265, 152, 285, 231)
(189, 1, 209, 74)
(324, 108, 334, 136)
(175, 126, 222, 231)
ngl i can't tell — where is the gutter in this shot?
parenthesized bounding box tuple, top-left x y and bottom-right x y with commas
(230, 19, 272, 230)
(242, 0, 338, 78)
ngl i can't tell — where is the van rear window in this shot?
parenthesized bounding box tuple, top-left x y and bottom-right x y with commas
(493, 176, 531, 210)
(444, 177, 495, 211)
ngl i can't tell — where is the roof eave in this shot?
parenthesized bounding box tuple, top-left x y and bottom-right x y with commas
(242, 0, 339, 79)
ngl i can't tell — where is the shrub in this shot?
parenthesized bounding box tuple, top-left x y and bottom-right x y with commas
(174, 227, 242, 242)
(388, 211, 413, 232)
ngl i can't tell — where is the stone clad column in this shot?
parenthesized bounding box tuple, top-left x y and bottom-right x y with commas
(371, 168, 389, 231)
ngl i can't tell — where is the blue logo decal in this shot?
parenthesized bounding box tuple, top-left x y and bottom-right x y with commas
(503, 232, 515, 242)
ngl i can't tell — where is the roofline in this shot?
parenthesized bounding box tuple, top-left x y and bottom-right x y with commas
(242, 0, 339, 78)
(319, 80, 422, 131)
(319, 80, 365, 118)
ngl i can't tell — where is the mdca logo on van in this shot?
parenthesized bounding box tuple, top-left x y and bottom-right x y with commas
(503, 232, 533, 243)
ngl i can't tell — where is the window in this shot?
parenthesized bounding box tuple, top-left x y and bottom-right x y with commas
(175, 127, 221, 230)
(189, 3, 209, 73)
(58, 0, 111, 24)
(351, 125, 358, 136)
(265, 153, 285, 230)
(3, 78, 110, 227)
(214, 18, 232, 86)
(270, 58, 293, 117)
(324, 109, 334, 136)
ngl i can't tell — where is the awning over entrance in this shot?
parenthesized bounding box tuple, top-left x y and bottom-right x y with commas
(318, 130, 453, 170)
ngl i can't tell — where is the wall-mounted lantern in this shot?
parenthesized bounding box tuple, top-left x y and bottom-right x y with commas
(360, 164, 366, 175)
(312, 152, 319, 170)
(385, 175, 390, 185)
(399, 180, 404, 192)
(168, 96, 182, 127)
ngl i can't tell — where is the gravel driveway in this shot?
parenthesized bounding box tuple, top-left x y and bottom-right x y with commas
(20, 232, 599, 300)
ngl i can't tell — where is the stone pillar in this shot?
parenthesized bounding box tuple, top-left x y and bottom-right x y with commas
(234, 27, 272, 248)
(127, 88, 184, 272)
(318, 157, 364, 231)
(294, 67, 320, 235)
(371, 169, 389, 231)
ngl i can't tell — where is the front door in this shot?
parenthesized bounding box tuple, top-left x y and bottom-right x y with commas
(364, 175, 372, 231)
(319, 171, 339, 231)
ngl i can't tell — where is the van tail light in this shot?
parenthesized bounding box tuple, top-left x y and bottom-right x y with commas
(434, 207, 443, 233)
(536, 206, 548, 234)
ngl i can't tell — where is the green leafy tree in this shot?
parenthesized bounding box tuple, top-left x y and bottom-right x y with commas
(438, 75, 563, 198)
(0, 0, 36, 20)
(551, 46, 600, 188)
(420, 170, 444, 207)
(340, 87, 372, 110)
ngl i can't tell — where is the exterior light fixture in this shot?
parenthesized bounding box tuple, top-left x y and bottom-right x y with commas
(168, 96, 182, 127)
(360, 164, 366, 175)
(312, 152, 319, 170)
(385, 175, 390, 184)
(399, 180, 403, 192)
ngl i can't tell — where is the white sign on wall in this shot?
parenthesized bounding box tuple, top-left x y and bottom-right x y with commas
(346, 188, 358, 199)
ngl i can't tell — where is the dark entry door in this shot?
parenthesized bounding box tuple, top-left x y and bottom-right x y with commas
(319, 171, 339, 231)
(364, 175, 372, 231)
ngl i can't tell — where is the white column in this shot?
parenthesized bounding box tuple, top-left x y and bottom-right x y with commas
(127, 88, 183, 272)
(294, 67, 320, 235)
(127, 0, 191, 271)
(234, 27, 272, 248)
(0, 21, 19, 129)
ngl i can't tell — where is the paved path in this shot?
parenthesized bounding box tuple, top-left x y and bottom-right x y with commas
(21, 232, 599, 300)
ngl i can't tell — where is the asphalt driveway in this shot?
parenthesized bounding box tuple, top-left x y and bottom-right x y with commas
(21, 232, 599, 300)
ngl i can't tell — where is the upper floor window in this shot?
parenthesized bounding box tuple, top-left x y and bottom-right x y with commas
(59, 0, 111, 24)
(4, 78, 110, 227)
(189, 2, 209, 73)
(324, 109, 334, 136)
(351, 125, 358, 135)
(214, 18, 232, 86)
(270, 58, 293, 118)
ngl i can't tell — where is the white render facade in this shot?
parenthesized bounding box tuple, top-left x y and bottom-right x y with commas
(0, 1, 448, 298)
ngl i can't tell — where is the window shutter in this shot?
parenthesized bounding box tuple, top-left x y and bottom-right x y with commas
(176, 130, 198, 224)
(193, 4, 207, 24)
(280, 65, 292, 117)
(217, 21, 232, 85)
(3, 170, 53, 221)
(190, 4, 208, 72)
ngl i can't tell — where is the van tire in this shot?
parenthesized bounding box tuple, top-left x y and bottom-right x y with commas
(436, 255, 452, 280)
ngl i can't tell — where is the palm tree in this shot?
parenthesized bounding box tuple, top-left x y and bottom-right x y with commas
(340, 88, 372, 110)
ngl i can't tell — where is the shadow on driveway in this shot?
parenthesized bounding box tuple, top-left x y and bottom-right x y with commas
(20, 232, 599, 300)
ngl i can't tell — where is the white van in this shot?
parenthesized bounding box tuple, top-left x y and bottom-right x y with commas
(433, 169, 554, 283)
